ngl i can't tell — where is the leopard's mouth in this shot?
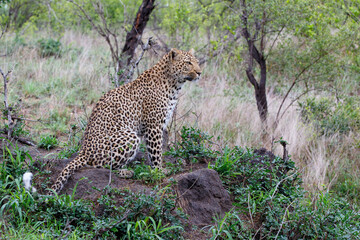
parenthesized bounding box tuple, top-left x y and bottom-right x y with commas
(184, 73, 201, 81)
(184, 76, 195, 81)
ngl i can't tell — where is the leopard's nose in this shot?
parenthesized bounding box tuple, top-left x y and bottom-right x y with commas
(196, 71, 201, 76)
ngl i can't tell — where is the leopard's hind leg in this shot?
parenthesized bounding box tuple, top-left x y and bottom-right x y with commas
(90, 129, 140, 178)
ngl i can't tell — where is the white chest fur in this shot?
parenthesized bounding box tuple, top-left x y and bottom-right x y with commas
(163, 83, 184, 130)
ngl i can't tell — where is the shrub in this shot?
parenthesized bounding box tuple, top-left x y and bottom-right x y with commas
(209, 146, 360, 239)
(38, 135, 58, 150)
(299, 97, 360, 136)
(166, 126, 215, 163)
(94, 186, 184, 239)
(37, 38, 62, 57)
(331, 172, 360, 205)
(283, 192, 360, 239)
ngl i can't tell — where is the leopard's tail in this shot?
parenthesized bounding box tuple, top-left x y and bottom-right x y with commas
(23, 172, 37, 193)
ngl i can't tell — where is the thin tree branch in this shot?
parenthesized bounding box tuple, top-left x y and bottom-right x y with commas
(0, 68, 13, 140)
(126, 37, 154, 81)
(275, 53, 327, 123)
(266, 26, 285, 60)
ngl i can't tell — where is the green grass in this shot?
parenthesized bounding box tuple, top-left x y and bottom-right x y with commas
(38, 135, 58, 150)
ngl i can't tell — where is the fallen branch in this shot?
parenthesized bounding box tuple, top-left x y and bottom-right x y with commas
(0, 128, 37, 146)
(12, 116, 41, 123)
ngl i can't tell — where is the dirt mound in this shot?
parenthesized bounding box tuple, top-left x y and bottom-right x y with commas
(37, 156, 152, 201)
(175, 168, 232, 226)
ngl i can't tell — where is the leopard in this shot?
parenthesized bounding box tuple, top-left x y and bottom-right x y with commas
(49, 48, 201, 194)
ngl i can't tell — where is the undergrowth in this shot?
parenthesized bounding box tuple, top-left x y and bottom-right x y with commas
(1, 126, 360, 239)
(0, 143, 184, 239)
(207, 145, 360, 239)
(165, 126, 215, 164)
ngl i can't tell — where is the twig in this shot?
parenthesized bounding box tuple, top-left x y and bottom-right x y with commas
(45, 0, 64, 27)
(0, 23, 6, 40)
(274, 200, 295, 239)
(175, 175, 200, 201)
(96, 209, 130, 237)
(275, 53, 328, 125)
(270, 171, 298, 200)
(66, 0, 121, 86)
(60, 216, 75, 239)
(108, 154, 113, 187)
(252, 226, 262, 240)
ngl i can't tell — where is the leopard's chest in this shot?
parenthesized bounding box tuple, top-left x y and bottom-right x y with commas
(163, 83, 184, 130)
(164, 99, 177, 130)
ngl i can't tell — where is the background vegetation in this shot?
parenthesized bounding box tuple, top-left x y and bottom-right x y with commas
(0, 0, 359, 239)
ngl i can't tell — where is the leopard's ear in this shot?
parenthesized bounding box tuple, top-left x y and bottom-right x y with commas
(169, 48, 179, 61)
(169, 48, 180, 61)
(188, 48, 195, 55)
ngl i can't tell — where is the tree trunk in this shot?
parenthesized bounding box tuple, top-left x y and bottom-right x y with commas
(119, 0, 155, 84)
(241, 1, 268, 125)
(244, 43, 268, 125)
(256, 56, 268, 124)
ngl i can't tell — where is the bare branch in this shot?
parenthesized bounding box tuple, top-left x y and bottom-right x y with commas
(0, 68, 13, 139)
(66, 0, 106, 37)
(275, 53, 327, 124)
(266, 26, 285, 60)
(126, 37, 154, 81)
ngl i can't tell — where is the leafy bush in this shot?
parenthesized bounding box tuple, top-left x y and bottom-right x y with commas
(299, 97, 360, 136)
(283, 192, 360, 239)
(38, 135, 58, 150)
(166, 126, 215, 163)
(209, 146, 360, 239)
(37, 38, 62, 57)
(332, 172, 360, 205)
(132, 164, 165, 184)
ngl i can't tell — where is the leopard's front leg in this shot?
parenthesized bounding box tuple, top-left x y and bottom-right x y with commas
(145, 127, 167, 172)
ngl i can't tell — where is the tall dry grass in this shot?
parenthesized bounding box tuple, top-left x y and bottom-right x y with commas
(176, 60, 359, 192)
(0, 31, 112, 137)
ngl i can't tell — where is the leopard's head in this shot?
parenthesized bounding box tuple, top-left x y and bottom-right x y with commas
(168, 48, 201, 82)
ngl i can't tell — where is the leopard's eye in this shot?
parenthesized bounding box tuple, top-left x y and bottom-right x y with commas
(186, 61, 192, 65)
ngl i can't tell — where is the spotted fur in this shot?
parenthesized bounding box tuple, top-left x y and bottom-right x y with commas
(51, 48, 201, 193)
